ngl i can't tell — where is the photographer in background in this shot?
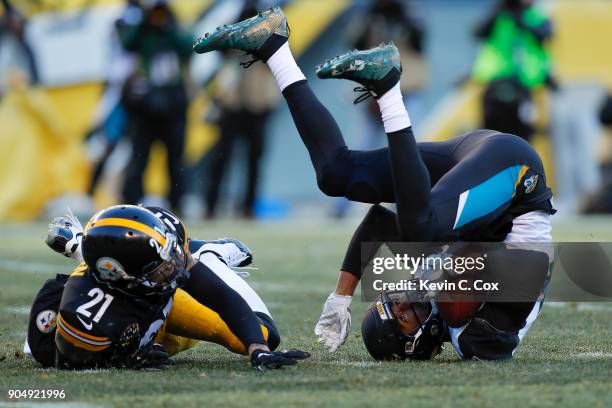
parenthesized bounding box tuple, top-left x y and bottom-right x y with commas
(473, 0, 554, 89)
(473, 0, 555, 142)
(120, 0, 192, 212)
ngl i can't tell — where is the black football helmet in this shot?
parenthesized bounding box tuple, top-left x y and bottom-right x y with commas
(82, 205, 187, 296)
(361, 290, 446, 361)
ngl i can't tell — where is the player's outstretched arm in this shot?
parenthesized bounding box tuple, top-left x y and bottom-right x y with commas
(314, 272, 356, 352)
(183, 259, 309, 370)
(315, 203, 401, 352)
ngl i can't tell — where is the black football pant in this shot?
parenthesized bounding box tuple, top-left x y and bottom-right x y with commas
(123, 113, 186, 211)
(281, 80, 550, 272)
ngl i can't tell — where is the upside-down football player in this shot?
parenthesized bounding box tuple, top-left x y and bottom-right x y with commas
(193, 7, 555, 361)
(25, 205, 309, 370)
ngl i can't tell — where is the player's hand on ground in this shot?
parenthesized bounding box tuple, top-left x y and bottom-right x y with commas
(132, 343, 172, 371)
(250, 349, 310, 371)
(314, 292, 352, 352)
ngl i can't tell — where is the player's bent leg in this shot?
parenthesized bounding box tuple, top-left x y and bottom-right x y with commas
(194, 7, 398, 204)
(324, 44, 432, 240)
(282, 80, 396, 203)
(199, 252, 272, 316)
(164, 289, 274, 355)
(316, 43, 432, 222)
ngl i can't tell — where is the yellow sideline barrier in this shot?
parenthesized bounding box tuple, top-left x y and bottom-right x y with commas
(6, 0, 212, 24)
(551, 0, 612, 88)
(0, 84, 95, 221)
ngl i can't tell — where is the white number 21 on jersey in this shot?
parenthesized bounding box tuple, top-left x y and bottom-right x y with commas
(76, 288, 114, 323)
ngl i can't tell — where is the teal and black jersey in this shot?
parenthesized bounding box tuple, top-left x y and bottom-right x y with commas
(412, 129, 554, 242)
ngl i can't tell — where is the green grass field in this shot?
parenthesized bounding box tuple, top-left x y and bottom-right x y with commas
(1, 217, 612, 407)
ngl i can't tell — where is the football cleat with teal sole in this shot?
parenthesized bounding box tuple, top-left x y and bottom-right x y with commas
(315, 42, 402, 104)
(193, 6, 289, 64)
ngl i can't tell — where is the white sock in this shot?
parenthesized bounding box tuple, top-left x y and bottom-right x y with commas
(266, 42, 306, 92)
(376, 82, 411, 133)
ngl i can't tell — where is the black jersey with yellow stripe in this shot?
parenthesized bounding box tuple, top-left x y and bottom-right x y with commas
(55, 265, 173, 369)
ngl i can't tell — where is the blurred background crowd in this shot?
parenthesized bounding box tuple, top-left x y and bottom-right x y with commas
(2, 0, 612, 222)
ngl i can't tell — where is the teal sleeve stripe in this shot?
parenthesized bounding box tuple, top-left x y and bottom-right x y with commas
(453, 164, 524, 230)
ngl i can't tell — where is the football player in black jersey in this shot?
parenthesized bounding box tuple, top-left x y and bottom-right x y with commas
(193, 7, 554, 360)
(26, 205, 309, 370)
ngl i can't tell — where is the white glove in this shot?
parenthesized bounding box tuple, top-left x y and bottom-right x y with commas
(314, 292, 352, 352)
(45, 208, 84, 263)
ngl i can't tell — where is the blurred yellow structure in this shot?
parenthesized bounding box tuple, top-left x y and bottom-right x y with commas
(0, 0, 350, 220)
(0, 83, 93, 220)
(13, 0, 211, 23)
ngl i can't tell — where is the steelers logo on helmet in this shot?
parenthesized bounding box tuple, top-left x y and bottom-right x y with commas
(82, 205, 188, 296)
(96, 257, 132, 282)
(36, 310, 57, 334)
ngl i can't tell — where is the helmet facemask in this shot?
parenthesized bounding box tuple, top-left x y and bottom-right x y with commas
(136, 233, 188, 295)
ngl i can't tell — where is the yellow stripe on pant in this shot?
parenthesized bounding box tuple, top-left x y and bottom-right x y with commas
(154, 289, 269, 356)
